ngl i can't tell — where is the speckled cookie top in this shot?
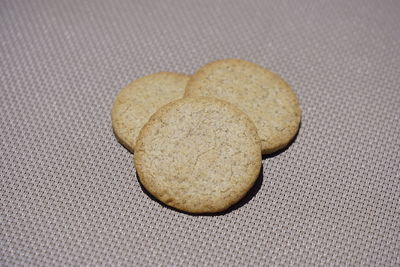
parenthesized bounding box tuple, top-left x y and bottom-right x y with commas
(111, 72, 190, 152)
(134, 97, 262, 213)
(185, 59, 301, 154)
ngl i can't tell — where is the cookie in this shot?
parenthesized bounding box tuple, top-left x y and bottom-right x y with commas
(185, 59, 301, 154)
(112, 72, 190, 153)
(134, 97, 262, 214)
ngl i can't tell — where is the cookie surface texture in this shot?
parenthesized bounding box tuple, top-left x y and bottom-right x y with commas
(134, 97, 262, 214)
(185, 59, 301, 154)
(112, 72, 190, 152)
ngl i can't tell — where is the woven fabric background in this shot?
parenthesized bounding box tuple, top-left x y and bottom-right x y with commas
(1, 0, 399, 266)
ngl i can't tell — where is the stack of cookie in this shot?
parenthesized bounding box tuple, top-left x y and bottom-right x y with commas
(112, 59, 301, 214)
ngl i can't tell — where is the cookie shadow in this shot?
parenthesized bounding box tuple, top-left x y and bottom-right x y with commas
(262, 121, 301, 160)
(136, 165, 264, 217)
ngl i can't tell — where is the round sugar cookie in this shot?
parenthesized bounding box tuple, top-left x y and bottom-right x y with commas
(112, 72, 190, 153)
(185, 59, 301, 154)
(134, 97, 262, 214)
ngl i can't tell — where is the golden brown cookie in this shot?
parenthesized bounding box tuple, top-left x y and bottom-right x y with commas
(134, 97, 262, 214)
(112, 72, 190, 152)
(185, 59, 301, 154)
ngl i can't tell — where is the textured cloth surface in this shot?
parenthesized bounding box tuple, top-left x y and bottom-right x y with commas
(1, 0, 399, 266)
